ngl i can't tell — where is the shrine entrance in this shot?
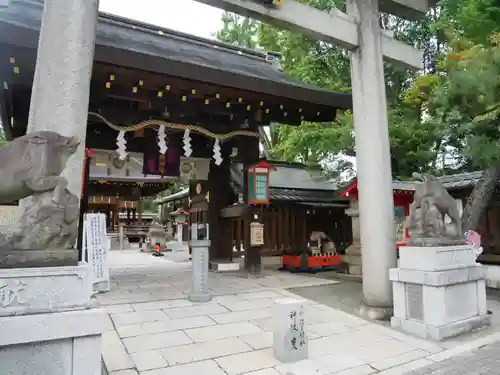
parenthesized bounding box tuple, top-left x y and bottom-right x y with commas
(0, 4, 350, 264)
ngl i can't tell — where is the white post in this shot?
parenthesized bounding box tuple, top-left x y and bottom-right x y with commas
(347, 0, 397, 320)
(177, 224, 183, 242)
(26, 0, 99, 199)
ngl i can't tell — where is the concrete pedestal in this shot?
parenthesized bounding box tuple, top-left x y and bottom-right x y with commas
(390, 245, 491, 340)
(345, 202, 363, 277)
(0, 264, 106, 374)
(346, 243, 362, 277)
(209, 260, 241, 272)
(189, 240, 212, 303)
(273, 298, 308, 363)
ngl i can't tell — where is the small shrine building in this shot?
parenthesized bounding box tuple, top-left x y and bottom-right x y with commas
(0, 3, 352, 260)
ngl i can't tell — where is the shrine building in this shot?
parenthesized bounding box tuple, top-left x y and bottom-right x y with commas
(0, 2, 352, 261)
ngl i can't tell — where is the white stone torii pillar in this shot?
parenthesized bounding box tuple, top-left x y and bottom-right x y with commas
(347, 0, 395, 319)
(194, 0, 430, 320)
(27, 0, 100, 200)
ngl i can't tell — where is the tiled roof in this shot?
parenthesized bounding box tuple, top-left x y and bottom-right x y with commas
(270, 187, 336, 203)
(438, 171, 483, 190)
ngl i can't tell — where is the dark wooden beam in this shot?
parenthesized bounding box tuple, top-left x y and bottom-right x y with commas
(220, 204, 248, 218)
(0, 87, 13, 140)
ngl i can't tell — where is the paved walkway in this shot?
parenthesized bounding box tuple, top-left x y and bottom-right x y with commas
(403, 341, 500, 375)
(99, 249, 495, 375)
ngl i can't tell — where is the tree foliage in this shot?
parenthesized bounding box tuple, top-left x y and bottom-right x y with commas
(0, 126, 7, 148)
(215, 0, 500, 230)
(215, 0, 444, 181)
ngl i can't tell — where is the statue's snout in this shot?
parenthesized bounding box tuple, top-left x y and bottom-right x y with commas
(67, 136, 80, 154)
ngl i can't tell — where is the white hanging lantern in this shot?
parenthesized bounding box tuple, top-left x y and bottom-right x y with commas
(116, 130, 127, 160)
(183, 129, 192, 157)
(157, 125, 168, 155)
(213, 138, 222, 166)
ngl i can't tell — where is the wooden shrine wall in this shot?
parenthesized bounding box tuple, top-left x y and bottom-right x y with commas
(231, 203, 352, 255)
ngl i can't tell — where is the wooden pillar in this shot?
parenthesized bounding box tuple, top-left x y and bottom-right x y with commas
(207, 144, 233, 261)
(113, 199, 119, 232)
(242, 136, 261, 273)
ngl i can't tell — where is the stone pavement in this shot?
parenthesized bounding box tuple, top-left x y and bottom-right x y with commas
(99, 250, 496, 375)
(402, 341, 500, 375)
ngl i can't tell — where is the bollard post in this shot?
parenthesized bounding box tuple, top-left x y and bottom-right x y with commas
(273, 298, 308, 362)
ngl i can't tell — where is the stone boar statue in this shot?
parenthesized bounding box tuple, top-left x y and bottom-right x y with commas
(0, 131, 79, 205)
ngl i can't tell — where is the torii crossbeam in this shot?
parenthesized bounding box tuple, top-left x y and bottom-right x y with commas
(193, 0, 432, 320)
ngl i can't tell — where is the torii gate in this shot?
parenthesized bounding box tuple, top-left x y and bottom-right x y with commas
(190, 0, 433, 320)
(3, 0, 431, 320)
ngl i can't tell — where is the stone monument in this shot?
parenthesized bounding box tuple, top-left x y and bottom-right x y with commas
(390, 172, 491, 340)
(188, 223, 212, 303)
(0, 132, 106, 374)
(273, 298, 308, 363)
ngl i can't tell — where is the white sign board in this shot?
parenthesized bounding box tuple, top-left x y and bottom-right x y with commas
(84, 213, 110, 288)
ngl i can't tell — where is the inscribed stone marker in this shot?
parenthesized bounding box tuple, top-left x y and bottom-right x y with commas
(273, 298, 308, 362)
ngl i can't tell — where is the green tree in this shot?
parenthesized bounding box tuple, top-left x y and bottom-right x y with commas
(0, 126, 7, 147)
(405, 0, 500, 231)
(216, 3, 444, 180)
(434, 35, 500, 231)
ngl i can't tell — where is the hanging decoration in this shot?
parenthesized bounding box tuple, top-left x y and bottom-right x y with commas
(183, 129, 192, 157)
(157, 124, 168, 155)
(88, 112, 258, 166)
(116, 130, 127, 160)
(213, 139, 222, 166)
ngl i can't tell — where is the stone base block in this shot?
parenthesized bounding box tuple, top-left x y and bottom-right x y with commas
(93, 280, 110, 294)
(390, 264, 490, 340)
(209, 261, 241, 272)
(399, 245, 477, 271)
(0, 249, 79, 269)
(0, 308, 106, 375)
(482, 264, 500, 289)
(188, 292, 212, 303)
(349, 264, 362, 276)
(0, 263, 93, 317)
(391, 314, 492, 341)
(360, 304, 393, 321)
(166, 241, 186, 252)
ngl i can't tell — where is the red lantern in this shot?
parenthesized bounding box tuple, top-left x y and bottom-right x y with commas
(173, 209, 188, 225)
(247, 160, 276, 205)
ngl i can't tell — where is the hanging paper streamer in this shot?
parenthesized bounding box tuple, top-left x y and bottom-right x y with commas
(183, 129, 192, 157)
(116, 130, 127, 160)
(213, 138, 222, 166)
(157, 124, 168, 155)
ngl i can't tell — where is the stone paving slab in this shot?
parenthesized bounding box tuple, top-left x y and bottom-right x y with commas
(401, 341, 500, 375)
(101, 250, 500, 375)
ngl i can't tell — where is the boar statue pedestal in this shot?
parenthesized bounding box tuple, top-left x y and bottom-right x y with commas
(389, 173, 490, 340)
(0, 131, 80, 268)
(0, 131, 106, 375)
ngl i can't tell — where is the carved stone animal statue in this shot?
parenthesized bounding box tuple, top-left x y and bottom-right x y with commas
(310, 231, 337, 254)
(0, 131, 79, 205)
(0, 131, 80, 268)
(412, 172, 462, 238)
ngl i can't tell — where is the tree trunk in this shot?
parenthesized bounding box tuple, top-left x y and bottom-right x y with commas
(462, 164, 500, 232)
